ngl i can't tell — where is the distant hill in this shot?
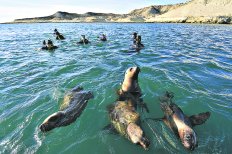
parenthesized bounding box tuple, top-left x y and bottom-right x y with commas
(154, 0, 232, 23)
(12, 0, 232, 24)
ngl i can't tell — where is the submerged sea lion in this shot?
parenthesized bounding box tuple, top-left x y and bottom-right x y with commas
(118, 67, 148, 112)
(158, 92, 210, 151)
(40, 86, 94, 132)
(107, 100, 150, 150)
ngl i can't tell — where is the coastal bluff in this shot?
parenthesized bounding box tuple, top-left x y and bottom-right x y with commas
(12, 0, 232, 24)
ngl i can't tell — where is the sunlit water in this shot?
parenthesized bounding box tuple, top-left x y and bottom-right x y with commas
(0, 23, 231, 154)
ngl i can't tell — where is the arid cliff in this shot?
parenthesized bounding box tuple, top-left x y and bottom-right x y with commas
(12, 0, 232, 24)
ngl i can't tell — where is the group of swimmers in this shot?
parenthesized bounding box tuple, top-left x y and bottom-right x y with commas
(41, 29, 144, 50)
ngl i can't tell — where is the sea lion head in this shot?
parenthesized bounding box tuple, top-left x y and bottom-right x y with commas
(127, 123, 150, 150)
(179, 127, 197, 151)
(118, 67, 141, 95)
(39, 111, 65, 132)
(124, 66, 140, 81)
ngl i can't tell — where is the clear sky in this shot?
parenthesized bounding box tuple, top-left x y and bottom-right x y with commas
(0, 0, 188, 23)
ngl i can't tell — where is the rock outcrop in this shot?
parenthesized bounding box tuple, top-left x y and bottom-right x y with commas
(154, 0, 232, 24)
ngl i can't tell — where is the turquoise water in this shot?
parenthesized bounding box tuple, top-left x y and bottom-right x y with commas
(0, 23, 232, 154)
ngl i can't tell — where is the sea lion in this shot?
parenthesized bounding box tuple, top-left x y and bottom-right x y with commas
(133, 35, 144, 50)
(107, 100, 150, 150)
(118, 67, 141, 96)
(54, 29, 65, 40)
(118, 67, 148, 112)
(77, 35, 90, 44)
(41, 40, 58, 50)
(39, 86, 94, 132)
(157, 92, 210, 151)
(100, 34, 107, 41)
(132, 32, 138, 44)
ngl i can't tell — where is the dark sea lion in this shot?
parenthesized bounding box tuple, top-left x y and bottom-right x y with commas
(100, 34, 107, 41)
(133, 35, 144, 50)
(133, 32, 138, 44)
(41, 40, 58, 50)
(107, 100, 150, 150)
(158, 92, 210, 151)
(77, 35, 90, 44)
(118, 67, 149, 112)
(54, 29, 65, 40)
(39, 86, 94, 132)
(56, 34, 65, 40)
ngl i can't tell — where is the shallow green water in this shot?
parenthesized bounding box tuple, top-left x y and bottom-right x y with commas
(0, 23, 232, 154)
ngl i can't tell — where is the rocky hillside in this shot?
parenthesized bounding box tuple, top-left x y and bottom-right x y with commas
(154, 0, 232, 23)
(12, 0, 232, 24)
(128, 5, 182, 17)
(14, 11, 120, 22)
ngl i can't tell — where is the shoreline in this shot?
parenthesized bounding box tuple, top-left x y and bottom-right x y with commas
(2, 21, 232, 25)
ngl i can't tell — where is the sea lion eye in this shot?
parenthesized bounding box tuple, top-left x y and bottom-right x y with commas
(129, 68, 133, 71)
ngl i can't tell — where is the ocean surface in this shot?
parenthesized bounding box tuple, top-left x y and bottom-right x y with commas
(0, 23, 231, 154)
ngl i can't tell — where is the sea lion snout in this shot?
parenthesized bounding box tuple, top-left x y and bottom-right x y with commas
(127, 123, 150, 150)
(125, 66, 140, 80)
(39, 123, 52, 132)
(180, 129, 197, 151)
(140, 136, 150, 150)
(135, 66, 140, 73)
(39, 112, 64, 132)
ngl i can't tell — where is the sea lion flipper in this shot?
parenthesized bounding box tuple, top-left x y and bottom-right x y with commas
(189, 112, 211, 126)
(139, 102, 149, 113)
(72, 86, 83, 92)
(102, 124, 118, 135)
(159, 91, 175, 116)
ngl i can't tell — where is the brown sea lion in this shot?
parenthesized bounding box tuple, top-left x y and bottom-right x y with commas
(107, 100, 150, 150)
(39, 86, 94, 132)
(118, 67, 141, 96)
(118, 67, 148, 112)
(157, 92, 210, 151)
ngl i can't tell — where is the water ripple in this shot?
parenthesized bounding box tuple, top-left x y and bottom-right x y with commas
(0, 23, 232, 154)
